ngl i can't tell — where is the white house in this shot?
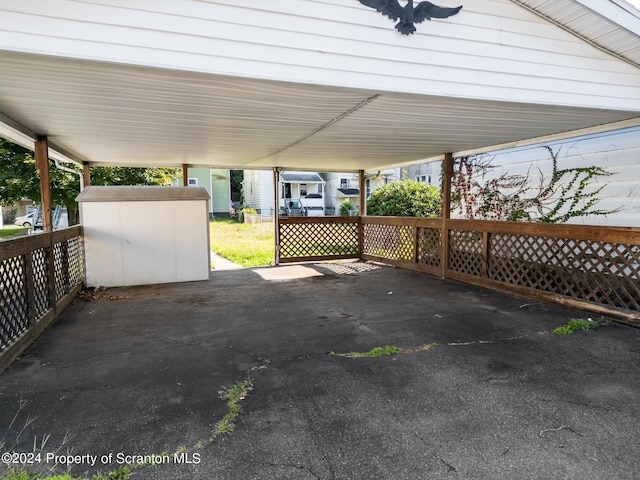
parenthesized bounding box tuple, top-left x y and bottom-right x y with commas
(243, 170, 325, 216)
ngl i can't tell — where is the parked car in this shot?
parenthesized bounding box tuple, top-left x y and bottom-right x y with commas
(14, 212, 34, 227)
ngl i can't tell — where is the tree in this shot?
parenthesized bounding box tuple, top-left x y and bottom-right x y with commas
(0, 137, 178, 224)
(366, 180, 442, 217)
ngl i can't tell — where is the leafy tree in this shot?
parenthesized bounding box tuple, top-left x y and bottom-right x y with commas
(0, 137, 178, 225)
(366, 180, 441, 217)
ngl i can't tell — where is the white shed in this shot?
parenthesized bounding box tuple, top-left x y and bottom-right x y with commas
(77, 186, 211, 288)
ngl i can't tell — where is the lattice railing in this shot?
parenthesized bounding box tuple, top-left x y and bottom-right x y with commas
(417, 227, 442, 269)
(279, 217, 358, 262)
(0, 227, 83, 355)
(363, 223, 413, 261)
(488, 233, 640, 312)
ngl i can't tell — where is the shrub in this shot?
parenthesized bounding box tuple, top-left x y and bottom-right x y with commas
(339, 200, 356, 216)
(367, 180, 441, 217)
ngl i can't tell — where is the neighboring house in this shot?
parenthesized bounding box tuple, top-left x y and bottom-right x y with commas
(280, 172, 325, 216)
(243, 170, 325, 216)
(321, 172, 360, 215)
(187, 168, 231, 218)
(322, 170, 400, 214)
(243, 170, 274, 215)
(404, 164, 441, 186)
(452, 126, 640, 227)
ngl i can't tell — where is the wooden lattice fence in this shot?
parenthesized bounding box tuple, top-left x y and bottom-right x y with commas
(0, 226, 83, 371)
(280, 216, 640, 325)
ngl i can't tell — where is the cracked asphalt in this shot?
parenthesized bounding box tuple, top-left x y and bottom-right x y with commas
(1, 262, 640, 479)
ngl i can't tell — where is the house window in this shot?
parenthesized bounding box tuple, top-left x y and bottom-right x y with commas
(366, 179, 371, 198)
(188, 178, 198, 186)
(340, 178, 348, 187)
(300, 184, 307, 196)
(427, 175, 432, 184)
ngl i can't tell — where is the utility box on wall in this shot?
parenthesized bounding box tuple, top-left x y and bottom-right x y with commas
(77, 186, 211, 287)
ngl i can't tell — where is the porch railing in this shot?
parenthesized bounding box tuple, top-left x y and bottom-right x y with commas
(0, 226, 83, 371)
(280, 216, 640, 326)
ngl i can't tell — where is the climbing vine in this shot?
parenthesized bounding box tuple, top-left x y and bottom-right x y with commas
(450, 146, 618, 223)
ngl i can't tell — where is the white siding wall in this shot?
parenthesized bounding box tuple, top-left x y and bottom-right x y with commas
(244, 170, 274, 214)
(462, 127, 640, 227)
(0, 0, 638, 110)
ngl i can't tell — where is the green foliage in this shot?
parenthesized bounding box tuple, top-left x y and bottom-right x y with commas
(339, 200, 355, 216)
(366, 180, 441, 217)
(0, 137, 178, 225)
(241, 207, 257, 214)
(90, 166, 177, 187)
(214, 378, 254, 437)
(451, 146, 618, 223)
(552, 318, 598, 335)
(329, 345, 401, 357)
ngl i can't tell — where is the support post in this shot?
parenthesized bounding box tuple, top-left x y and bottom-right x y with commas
(358, 170, 366, 216)
(35, 136, 53, 232)
(182, 164, 189, 187)
(441, 152, 454, 276)
(358, 170, 366, 258)
(82, 163, 91, 190)
(273, 167, 280, 265)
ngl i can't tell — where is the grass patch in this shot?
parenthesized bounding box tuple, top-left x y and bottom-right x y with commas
(329, 343, 438, 357)
(552, 318, 599, 335)
(213, 378, 254, 437)
(0, 226, 29, 239)
(209, 218, 274, 267)
(329, 345, 402, 357)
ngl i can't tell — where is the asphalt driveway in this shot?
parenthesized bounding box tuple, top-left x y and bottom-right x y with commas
(1, 262, 639, 479)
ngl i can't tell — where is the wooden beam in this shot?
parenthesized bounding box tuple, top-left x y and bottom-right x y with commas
(82, 163, 91, 189)
(182, 164, 189, 187)
(35, 136, 52, 232)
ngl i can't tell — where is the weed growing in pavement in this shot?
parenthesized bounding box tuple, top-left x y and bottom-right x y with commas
(2, 379, 254, 480)
(552, 318, 599, 335)
(328, 344, 438, 357)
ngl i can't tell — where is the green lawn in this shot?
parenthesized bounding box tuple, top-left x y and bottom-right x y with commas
(0, 225, 29, 239)
(209, 218, 274, 267)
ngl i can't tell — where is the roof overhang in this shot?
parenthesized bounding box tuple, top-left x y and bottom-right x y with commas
(1, 50, 638, 173)
(0, 0, 639, 173)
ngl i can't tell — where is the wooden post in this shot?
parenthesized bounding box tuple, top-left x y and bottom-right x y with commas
(358, 170, 366, 216)
(358, 170, 366, 258)
(82, 163, 91, 189)
(273, 168, 280, 265)
(182, 164, 189, 187)
(441, 152, 454, 276)
(35, 136, 52, 232)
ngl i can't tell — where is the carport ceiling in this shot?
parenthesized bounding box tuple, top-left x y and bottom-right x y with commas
(1, 50, 639, 172)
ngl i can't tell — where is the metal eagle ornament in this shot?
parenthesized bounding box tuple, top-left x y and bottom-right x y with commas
(359, 0, 462, 35)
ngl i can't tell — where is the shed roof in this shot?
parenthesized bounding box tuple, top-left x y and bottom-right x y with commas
(76, 186, 210, 202)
